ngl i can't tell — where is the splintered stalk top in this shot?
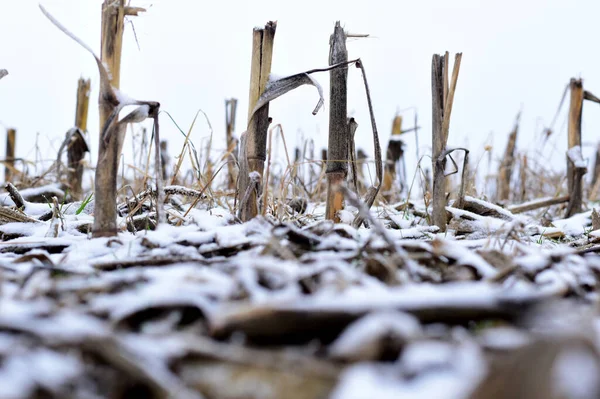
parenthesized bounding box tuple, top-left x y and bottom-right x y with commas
(568, 78, 583, 150)
(246, 22, 276, 163)
(100, 0, 125, 89)
(75, 78, 91, 131)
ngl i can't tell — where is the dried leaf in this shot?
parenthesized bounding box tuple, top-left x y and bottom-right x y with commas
(119, 104, 151, 124)
(250, 72, 324, 121)
(247, 59, 358, 125)
(39, 5, 118, 110)
(352, 60, 383, 228)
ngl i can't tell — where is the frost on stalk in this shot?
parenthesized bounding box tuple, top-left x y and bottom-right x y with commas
(567, 145, 587, 169)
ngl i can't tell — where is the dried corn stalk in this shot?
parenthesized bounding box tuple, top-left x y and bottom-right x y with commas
(40, 5, 162, 237)
(431, 52, 462, 231)
(325, 21, 349, 222)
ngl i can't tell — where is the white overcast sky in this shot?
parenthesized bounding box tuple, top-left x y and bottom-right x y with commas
(1, 0, 600, 184)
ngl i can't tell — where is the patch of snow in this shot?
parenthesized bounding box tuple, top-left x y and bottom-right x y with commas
(477, 327, 530, 350)
(464, 196, 518, 221)
(329, 311, 421, 360)
(0, 349, 81, 399)
(553, 211, 591, 236)
(332, 338, 484, 399)
(552, 345, 600, 399)
(567, 145, 587, 169)
(337, 209, 355, 224)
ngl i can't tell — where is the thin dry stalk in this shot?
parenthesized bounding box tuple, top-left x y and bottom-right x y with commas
(182, 161, 229, 220)
(170, 111, 201, 186)
(382, 115, 404, 201)
(520, 154, 528, 201)
(508, 195, 570, 214)
(160, 140, 168, 180)
(590, 144, 600, 200)
(262, 124, 277, 216)
(273, 125, 293, 197)
(237, 22, 276, 221)
(151, 108, 165, 225)
(225, 99, 238, 189)
(69, 77, 91, 200)
(325, 21, 348, 222)
(498, 113, 520, 201)
(4, 128, 15, 183)
(142, 135, 154, 189)
(347, 118, 360, 194)
(566, 78, 584, 216)
(202, 118, 215, 192)
(5, 182, 24, 209)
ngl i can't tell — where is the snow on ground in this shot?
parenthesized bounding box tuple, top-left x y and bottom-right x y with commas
(0, 195, 600, 398)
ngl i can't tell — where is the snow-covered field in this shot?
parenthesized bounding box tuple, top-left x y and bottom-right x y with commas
(1, 186, 599, 399)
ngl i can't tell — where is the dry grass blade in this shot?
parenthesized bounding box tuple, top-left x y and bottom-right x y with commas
(38, 5, 118, 111)
(169, 110, 201, 186)
(0, 207, 40, 224)
(584, 90, 600, 104)
(347, 118, 360, 194)
(352, 59, 383, 228)
(262, 124, 278, 216)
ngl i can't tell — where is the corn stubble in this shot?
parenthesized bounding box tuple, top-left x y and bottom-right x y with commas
(325, 22, 349, 222)
(4, 5, 600, 399)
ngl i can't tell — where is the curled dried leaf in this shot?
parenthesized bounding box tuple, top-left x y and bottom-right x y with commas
(119, 104, 151, 124)
(250, 72, 324, 121)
